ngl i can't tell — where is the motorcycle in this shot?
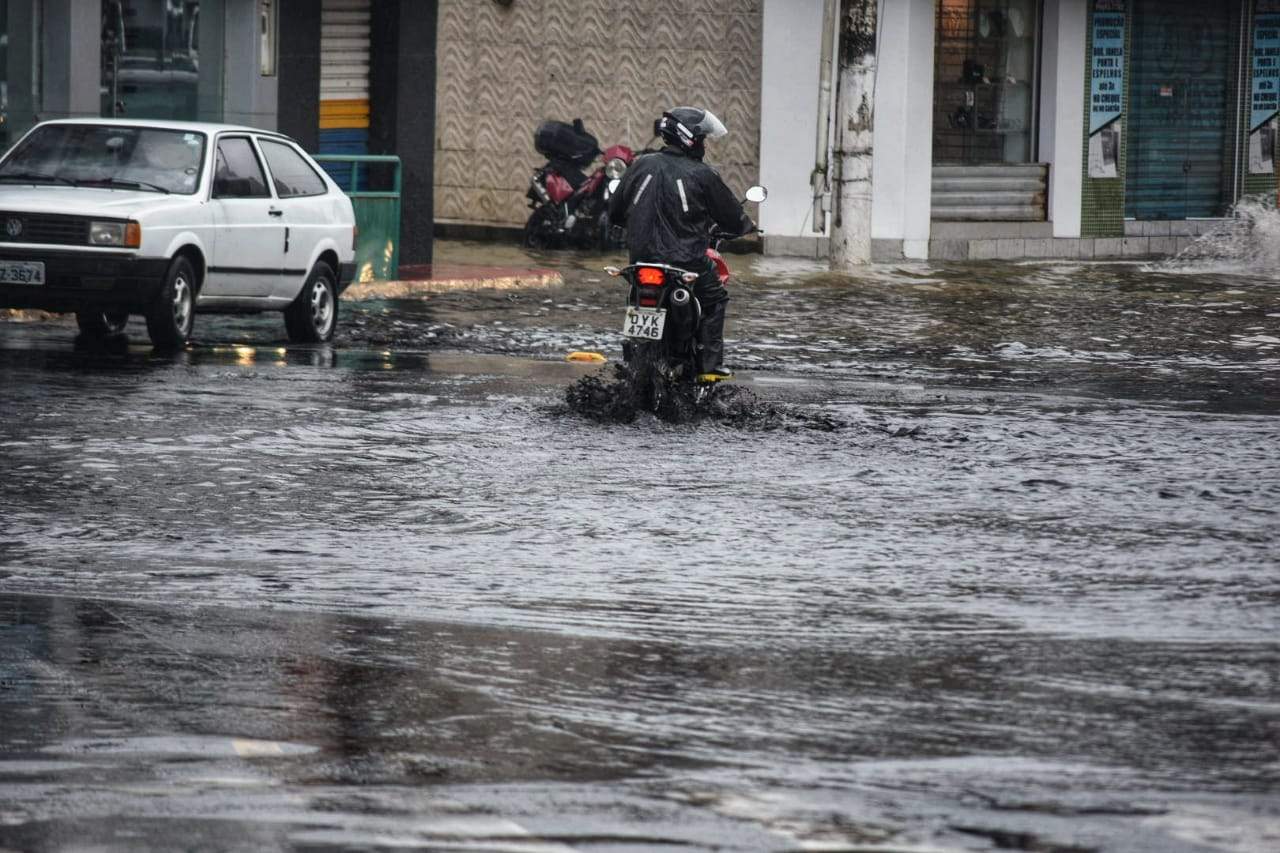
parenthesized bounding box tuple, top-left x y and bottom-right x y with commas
(604, 185, 767, 415)
(523, 119, 635, 251)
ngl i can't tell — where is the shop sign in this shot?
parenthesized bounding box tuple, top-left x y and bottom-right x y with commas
(1089, 0, 1126, 178)
(1251, 1, 1280, 173)
(1090, 0, 1126, 134)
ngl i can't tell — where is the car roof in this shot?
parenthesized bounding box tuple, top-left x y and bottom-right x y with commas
(34, 118, 294, 140)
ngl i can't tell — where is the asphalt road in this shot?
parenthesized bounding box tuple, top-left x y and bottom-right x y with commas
(1, 248, 1278, 851)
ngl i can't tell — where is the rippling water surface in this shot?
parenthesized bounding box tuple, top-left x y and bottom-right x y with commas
(0, 241, 1277, 851)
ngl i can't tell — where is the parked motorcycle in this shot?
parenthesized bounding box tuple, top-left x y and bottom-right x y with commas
(604, 185, 767, 414)
(523, 119, 634, 251)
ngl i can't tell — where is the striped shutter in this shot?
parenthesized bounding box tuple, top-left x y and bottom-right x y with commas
(1125, 0, 1239, 220)
(319, 0, 371, 161)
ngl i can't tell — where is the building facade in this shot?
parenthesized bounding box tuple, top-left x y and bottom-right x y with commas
(0, 0, 437, 264)
(759, 0, 1280, 260)
(432, 0, 764, 229)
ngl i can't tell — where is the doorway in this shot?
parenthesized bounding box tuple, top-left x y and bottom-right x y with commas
(1125, 0, 1243, 220)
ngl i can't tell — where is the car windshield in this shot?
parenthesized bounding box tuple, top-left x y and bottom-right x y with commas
(0, 125, 206, 195)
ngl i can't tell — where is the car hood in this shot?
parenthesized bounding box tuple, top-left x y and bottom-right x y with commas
(0, 186, 197, 218)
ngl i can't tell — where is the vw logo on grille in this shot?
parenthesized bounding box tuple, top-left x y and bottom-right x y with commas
(4, 218, 22, 238)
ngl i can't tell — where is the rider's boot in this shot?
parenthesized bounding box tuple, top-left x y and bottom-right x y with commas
(696, 299, 732, 381)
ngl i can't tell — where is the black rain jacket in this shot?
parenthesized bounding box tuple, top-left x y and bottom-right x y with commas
(607, 146, 753, 269)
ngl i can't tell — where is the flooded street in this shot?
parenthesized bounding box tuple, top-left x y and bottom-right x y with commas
(0, 240, 1277, 851)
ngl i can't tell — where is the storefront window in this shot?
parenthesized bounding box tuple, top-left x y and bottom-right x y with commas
(101, 0, 221, 122)
(933, 0, 1041, 165)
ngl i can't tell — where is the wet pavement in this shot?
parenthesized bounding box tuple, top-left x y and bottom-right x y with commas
(0, 238, 1278, 851)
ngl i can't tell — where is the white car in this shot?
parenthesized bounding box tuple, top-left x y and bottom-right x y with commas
(0, 119, 356, 346)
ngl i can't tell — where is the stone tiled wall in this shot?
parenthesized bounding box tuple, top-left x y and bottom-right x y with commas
(434, 0, 764, 225)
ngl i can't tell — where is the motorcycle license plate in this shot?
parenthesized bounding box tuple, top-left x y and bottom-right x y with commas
(622, 307, 666, 340)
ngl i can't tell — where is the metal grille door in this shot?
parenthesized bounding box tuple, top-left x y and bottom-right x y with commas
(1125, 0, 1241, 220)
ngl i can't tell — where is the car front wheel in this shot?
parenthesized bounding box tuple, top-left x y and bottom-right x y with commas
(145, 256, 196, 348)
(284, 262, 338, 343)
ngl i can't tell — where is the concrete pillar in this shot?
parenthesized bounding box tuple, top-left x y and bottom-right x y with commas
(870, 0, 935, 259)
(831, 0, 877, 269)
(277, 0, 322, 151)
(222, 0, 279, 129)
(41, 0, 100, 120)
(1042, 0, 1088, 237)
(368, 0, 438, 266)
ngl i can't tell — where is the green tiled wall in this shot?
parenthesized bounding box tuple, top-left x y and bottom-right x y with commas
(1244, 1, 1280, 201)
(1079, 1, 1129, 238)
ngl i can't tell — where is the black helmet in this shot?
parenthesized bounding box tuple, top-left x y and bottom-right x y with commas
(655, 107, 728, 159)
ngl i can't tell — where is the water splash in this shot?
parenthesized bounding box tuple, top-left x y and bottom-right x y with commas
(562, 364, 843, 431)
(1154, 195, 1280, 276)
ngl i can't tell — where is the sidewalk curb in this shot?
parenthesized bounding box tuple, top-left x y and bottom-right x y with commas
(345, 269, 563, 300)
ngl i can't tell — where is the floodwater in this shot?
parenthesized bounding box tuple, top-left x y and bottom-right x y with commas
(0, 231, 1277, 851)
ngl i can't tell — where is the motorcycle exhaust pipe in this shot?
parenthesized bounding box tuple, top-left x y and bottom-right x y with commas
(667, 287, 695, 336)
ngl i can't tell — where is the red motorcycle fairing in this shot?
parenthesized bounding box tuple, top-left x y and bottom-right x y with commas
(545, 172, 575, 204)
(706, 248, 730, 285)
(602, 144, 636, 164)
(578, 171, 605, 198)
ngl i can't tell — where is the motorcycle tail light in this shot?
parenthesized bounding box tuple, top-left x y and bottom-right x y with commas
(636, 267, 665, 286)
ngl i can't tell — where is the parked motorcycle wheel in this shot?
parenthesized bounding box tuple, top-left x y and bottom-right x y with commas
(522, 207, 558, 249)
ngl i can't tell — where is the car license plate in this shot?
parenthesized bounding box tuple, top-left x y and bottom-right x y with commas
(0, 261, 45, 285)
(622, 307, 666, 340)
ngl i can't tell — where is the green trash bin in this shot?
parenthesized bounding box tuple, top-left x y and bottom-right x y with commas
(315, 155, 402, 283)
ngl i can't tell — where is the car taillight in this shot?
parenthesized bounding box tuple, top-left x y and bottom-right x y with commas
(636, 266, 664, 286)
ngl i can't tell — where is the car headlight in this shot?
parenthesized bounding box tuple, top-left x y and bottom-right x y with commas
(605, 158, 628, 180)
(89, 220, 141, 248)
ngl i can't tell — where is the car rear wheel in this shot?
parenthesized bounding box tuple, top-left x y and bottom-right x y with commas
(75, 310, 129, 337)
(145, 256, 196, 348)
(284, 262, 338, 343)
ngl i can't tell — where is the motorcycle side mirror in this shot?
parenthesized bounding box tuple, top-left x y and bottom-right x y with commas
(608, 179, 621, 195)
(744, 185, 768, 204)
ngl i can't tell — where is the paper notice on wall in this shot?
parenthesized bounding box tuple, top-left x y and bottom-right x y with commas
(1250, 119, 1276, 174)
(1089, 121, 1121, 179)
(1090, 1, 1126, 137)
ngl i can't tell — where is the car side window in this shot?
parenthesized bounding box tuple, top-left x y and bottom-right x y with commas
(258, 139, 328, 198)
(213, 137, 271, 199)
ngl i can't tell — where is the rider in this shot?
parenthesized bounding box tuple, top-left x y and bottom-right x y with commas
(607, 107, 755, 378)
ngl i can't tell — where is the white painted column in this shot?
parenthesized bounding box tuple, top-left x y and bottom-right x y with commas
(1041, 0, 1087, 238)
(870, 0, 935, 259)
(758, 0, 827, 254)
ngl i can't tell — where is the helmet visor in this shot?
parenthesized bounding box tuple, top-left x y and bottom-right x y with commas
(695, 110, 728, 140)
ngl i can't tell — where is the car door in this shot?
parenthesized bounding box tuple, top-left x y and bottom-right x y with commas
(254, 136, 337, 301)
(203, 135, 285, 299)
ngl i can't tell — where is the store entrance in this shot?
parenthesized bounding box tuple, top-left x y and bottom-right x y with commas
(1125, 0, 1242, 220)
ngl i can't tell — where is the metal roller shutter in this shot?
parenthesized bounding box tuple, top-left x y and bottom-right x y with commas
(1126, 0, 1240, 220)
(319, 0, 371, 162)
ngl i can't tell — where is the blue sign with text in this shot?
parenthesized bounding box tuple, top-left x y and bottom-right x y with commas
(1252, 14, 1280, 131)
(1090, 9, 1125, 135)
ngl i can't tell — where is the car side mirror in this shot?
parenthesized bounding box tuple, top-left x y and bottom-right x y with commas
(745, 185, 768, 204)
